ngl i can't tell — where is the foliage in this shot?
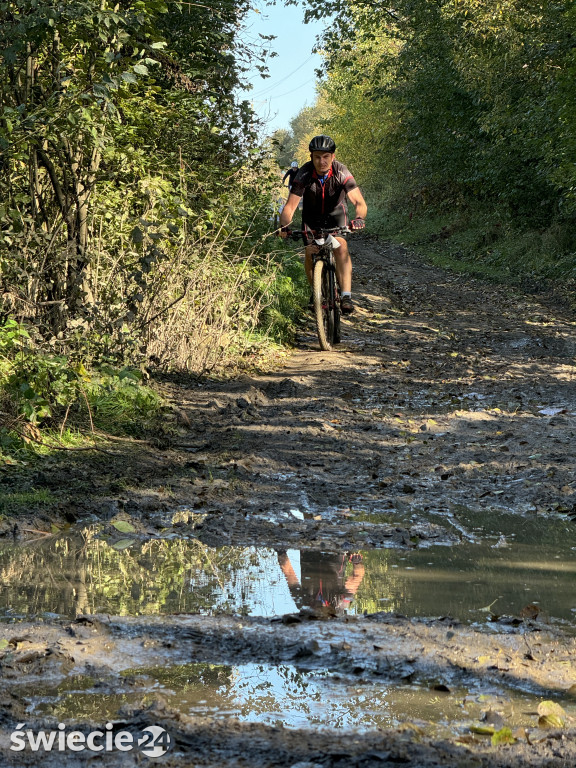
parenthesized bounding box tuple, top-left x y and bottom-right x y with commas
(0, 318, 164, 445)
(269, 98, 328, 168)
(0, 0, 296, 387)
(85, 367, 164, 436)
(258, 244, 309, 344)
(288, 0, 576, 272)
(270, 128, 295, 168)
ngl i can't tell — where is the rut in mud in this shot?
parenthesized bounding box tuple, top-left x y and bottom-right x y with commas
(1, 237, 576, 767)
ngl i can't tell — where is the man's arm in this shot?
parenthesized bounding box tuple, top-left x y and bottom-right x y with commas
(348, 187, 368, 220)
(279, 193, 301, 229)
(343, 562, 365, 596)
(278, 552, 300, 588)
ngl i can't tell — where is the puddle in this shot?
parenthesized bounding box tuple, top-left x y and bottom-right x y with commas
(0, 510, 575, 625)
(28, 662, 576, 736)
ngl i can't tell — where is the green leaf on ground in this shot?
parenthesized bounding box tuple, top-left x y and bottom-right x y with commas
(470, 724, 495, 735)
(537, 701, 566, 728)
(112, 520, 136, 533)
(491, 727, 516, 746)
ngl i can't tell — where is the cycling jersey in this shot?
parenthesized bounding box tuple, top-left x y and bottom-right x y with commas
(290, 160, 358, 230)
(282, 167, 299, 188)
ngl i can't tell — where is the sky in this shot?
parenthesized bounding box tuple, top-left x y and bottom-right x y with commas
(239, 2, 327, 134)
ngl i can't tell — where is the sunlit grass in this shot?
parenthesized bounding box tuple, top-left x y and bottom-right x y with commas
(369, 199, 576, 295)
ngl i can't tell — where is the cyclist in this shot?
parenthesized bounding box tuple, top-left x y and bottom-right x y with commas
(279, 135, 367, 314)
(282, 160, 299, 191)
(277, 550, 365, 613)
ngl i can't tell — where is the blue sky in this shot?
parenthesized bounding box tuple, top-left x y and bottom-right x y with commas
(239, 2, 326, 134)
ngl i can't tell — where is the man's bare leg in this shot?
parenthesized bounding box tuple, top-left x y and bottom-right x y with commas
(334, 237, 352, 293)
(304, 245, 316, 285)
(305, 239, 352, 290)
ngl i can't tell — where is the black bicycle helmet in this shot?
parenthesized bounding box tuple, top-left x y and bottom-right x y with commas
(309, 134, 336, 153)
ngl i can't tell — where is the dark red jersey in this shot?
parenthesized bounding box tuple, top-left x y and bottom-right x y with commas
(290, 160, 358, 229)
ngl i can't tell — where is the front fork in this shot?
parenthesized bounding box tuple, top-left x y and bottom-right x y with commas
(314, 249, 339, 308)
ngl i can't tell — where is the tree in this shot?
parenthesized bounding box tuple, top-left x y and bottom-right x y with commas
(0, 0, 269, 335)
(270, 128, 294, 167)
(296, 0, 576, 224)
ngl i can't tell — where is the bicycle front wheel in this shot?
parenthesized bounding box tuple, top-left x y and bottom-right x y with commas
(313, 259, 335, 351)
(330, 267, 341, 345)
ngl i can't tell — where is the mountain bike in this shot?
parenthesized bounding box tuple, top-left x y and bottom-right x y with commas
(287, 226, 351, 351)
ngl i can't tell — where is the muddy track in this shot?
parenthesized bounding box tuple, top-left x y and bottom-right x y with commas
(1, 612, 576, 766)
(1, 237, 576, 766)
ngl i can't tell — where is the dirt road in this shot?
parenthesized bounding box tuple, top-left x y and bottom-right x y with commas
(1, 237, 576, 766)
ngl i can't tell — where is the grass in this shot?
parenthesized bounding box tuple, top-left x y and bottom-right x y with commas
(0, 244, 307, 457)
(260, 244, 309, 344)
(86, 375, 167, 437)
(0, 338, 170, 457)
(368, 195, 576, 299)
(0, 488, 55, 515)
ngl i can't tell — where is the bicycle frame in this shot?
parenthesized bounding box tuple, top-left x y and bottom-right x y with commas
(286, 227, 351, 350)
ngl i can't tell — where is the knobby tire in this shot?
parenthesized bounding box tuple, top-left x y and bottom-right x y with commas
(313, 259, 338, 351)
(330, 267, 341, 345)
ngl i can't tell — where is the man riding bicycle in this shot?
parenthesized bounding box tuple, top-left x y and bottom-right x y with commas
(282, 160, 299, 191)
(279, 135, 367, 314)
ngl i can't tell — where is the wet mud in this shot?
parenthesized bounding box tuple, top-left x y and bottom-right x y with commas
(1, 237, 576, 766)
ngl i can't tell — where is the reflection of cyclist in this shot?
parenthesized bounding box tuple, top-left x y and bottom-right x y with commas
(278, 550, 365, 613)
(279, 135, 367, 315)
(282, 160, 299, 191)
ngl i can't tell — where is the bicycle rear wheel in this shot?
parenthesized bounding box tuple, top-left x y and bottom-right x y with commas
(313, 259, 335, 351)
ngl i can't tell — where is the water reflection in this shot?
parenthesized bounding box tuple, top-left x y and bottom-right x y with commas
(31, 661, 576, 735)
(278, 550, 365, 612)
(0, 510, 574, 624)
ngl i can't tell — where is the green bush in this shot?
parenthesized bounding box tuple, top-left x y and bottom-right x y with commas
(0, 319, 164, 442)
(85, 368, 165, 436)
(258, 247, 308, 345)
